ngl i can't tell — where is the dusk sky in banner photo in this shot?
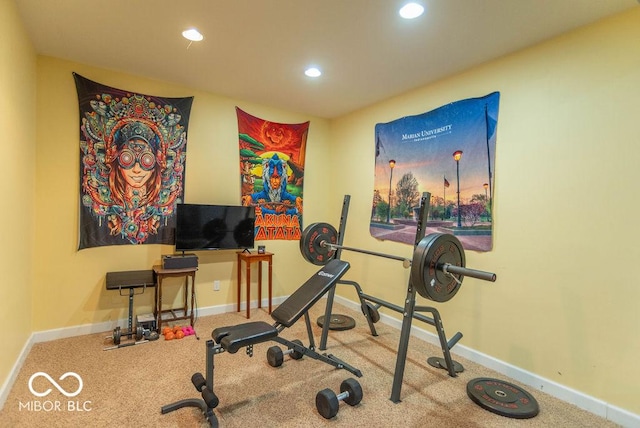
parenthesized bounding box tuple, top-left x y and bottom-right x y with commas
(374, 92, 499, 203)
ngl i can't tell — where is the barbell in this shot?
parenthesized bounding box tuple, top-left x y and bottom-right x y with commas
(299, 222, 496, 302)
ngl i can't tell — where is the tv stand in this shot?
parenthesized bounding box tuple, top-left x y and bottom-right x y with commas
(242, 248, 251, 254)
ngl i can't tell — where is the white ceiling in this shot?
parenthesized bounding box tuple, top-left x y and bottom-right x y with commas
(15, 0, 638, 119)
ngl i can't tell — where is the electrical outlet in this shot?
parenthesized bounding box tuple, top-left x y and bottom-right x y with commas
(213, 280, 220, 291)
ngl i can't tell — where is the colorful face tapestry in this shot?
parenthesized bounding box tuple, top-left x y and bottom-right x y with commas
(236, 107, 308, 241)
(371, 92, 499, 252)
(74, 73, 193, 249)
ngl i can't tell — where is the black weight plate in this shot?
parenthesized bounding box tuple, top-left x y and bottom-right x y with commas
(340, 378, 363, 406)
(300, 222, 338, 265)
(113, 326, 121, 345)
(135, 325, 144, 341)
(316, 314, 356, 331)
(267, 346, 284, 367)
(466, 377, 539, 419)
(411, 233, 465, 302)
(316, 389, 339, 419)
(427, 356, 464, 373)
(289, 339, 304, 360)
(363, 302, 380, 323)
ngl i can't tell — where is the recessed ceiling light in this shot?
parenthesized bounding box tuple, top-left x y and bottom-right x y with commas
(305, 67, 322, 78)
(399, 3, 424, 19)
(182, 28, 204, 42)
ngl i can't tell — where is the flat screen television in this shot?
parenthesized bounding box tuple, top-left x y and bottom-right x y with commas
(175, 204, 255, 252)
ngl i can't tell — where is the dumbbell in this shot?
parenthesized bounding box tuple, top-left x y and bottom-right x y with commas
(315, 378, 363, 419)
(106, 325, 145, 345)
(266, 339, 304, 367)
(191, 373, 219, 410)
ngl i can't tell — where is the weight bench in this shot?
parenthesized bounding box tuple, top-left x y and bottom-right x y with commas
(161, 259, 361, 427)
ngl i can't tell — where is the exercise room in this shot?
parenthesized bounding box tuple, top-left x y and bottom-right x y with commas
(1, 1, 639, 427)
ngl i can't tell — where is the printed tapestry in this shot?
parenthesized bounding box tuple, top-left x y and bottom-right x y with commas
(371, 92, 499, 252)
(237, 107, 308, 241)
(74, 73, 194, 249)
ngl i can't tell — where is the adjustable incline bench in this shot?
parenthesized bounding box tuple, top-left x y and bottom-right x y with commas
(161, 259, 361, 427)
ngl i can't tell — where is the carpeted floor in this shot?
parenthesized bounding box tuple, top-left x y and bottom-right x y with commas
(0, 302, 619, 427)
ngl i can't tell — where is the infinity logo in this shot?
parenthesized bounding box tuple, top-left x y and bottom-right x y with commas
(28, 372, 83, 398)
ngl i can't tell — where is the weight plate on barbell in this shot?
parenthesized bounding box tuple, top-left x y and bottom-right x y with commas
(466, 377, 539, 419)
(299, 222, 338, 265)
(411, 233, 465, 302)
(113, 326, 121, 345)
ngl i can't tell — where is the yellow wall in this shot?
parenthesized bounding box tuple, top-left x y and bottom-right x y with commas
(0, 0, 36, 391)
(329, 9, 640, 414)
(32, 58, 333, 331)
(2, 1, 640, 418)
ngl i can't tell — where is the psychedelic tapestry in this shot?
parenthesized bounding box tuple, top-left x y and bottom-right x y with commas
(74, 73, 194, 249)
(237, 107, 308, 241)
(371, 92, 499, 252)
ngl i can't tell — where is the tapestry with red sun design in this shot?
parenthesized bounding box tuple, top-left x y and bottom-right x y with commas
(236, 107, 308, 241)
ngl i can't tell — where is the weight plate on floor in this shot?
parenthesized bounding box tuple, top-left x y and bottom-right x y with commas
(316, 314, 356, 331)
(411, 233, 465, 302)
(299, 222, 338, 265)
(466, 377, 539, 419)
(427, 356, 464, 373)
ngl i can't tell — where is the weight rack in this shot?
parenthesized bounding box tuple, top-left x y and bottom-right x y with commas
(317, 192, 465, 403)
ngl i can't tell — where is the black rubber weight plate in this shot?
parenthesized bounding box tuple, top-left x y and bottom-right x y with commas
(466, 377, 539, 419)
(316, 314, 356, 331)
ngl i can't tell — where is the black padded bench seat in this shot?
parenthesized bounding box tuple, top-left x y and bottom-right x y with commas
(212, 259, 350, 354)
(213, 322, 278, 353)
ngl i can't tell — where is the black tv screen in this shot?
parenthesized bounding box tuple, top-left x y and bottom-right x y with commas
(175, 204, 255, 251)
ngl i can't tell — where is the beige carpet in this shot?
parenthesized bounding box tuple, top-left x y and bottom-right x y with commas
(0, 302, 618, 427)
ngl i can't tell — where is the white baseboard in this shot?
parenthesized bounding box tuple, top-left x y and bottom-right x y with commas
(333, 295, 640, 428)
(0, 296, 286, 411)
(3, 294, 639, 428)
(0, 335, 35, 411)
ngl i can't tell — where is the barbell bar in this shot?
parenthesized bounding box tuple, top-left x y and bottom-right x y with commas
(323, 242, 412, 268)
(300, 223, 411, 267)
(299, 222, 496, 302)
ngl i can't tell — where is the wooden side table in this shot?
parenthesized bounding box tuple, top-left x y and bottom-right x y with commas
(237, 251, 273, 319)
(153, 265, 197, 330)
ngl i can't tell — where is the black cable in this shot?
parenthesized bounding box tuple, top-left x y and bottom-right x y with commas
(193, 283, 200, 340)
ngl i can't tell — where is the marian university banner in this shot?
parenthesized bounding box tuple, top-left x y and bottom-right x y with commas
(74, 73, 193, 249)
(371, 92, 499, 252)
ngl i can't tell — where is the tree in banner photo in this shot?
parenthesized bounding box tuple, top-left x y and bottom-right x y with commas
(371, 92, 499, 252)
(236, 107, 308, 241)
(74, 73, 193, 249)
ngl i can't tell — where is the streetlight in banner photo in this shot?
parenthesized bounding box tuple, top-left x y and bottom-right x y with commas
(387, 159, 396, 223)
(483, 182, 489, 221)
(453, 150, 463, 228)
